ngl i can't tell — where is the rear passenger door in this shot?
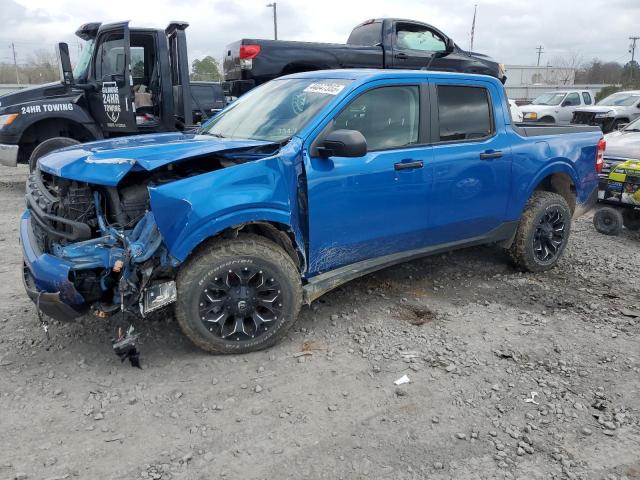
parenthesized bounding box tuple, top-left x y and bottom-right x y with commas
(428, 81, 512, 243)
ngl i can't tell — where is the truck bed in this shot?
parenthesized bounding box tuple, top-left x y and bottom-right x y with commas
(513, 123, 602, 137)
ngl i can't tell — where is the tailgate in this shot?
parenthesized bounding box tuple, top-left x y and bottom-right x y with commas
(223, 40, 242, 80)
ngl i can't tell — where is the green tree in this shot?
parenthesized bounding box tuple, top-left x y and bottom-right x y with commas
(190, 56, 222, 82)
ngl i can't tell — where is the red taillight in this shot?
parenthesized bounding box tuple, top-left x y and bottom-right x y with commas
(239, 44, 261, 59)
(595, 138, 606, 173)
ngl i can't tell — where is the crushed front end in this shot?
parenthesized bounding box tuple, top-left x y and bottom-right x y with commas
(21, 167, 178, 322)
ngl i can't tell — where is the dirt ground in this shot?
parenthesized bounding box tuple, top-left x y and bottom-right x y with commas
(1, 164, 639, 480)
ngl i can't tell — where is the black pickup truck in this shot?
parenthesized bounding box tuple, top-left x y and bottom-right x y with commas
(223, 18, 506, 96)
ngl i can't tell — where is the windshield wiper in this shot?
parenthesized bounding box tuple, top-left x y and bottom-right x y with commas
(205, 132, 226, 138)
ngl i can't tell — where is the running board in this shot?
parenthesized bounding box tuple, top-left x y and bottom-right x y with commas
(302, 221, 518, 303)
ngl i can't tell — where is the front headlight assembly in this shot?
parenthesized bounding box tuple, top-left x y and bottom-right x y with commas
(523, 112, 538, 120)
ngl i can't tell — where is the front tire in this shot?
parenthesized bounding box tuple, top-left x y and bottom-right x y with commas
(28, 137, 80, 172)
(175, 234, 302, 354)
(509, 191, 572, 272)
(593, 207, 623, 235)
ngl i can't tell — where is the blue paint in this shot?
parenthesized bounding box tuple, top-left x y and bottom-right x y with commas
(21, 69, 602, 316)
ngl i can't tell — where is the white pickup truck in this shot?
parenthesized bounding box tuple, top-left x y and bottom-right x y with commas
(521, 90, 594, 124)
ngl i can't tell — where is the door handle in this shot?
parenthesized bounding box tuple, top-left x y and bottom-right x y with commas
(394, 53, 409, 60)
(479, 150, 503, 160)
(394, 160, 423, 170)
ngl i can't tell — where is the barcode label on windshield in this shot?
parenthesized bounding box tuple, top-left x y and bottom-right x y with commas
(303, 83, 345, 95)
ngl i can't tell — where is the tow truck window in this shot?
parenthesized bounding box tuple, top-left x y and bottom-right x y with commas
(437, 85, 492, 142)
(95, 33, 125, 83)
(582, 92, 592, 105)
(329, 86, 419, 151)
(72, 38, 95, 81)
(395, 24, 446, 52)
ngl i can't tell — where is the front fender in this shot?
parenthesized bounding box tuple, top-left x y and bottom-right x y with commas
(149, 153, 299, 262)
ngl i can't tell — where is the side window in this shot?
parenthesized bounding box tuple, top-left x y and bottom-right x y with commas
(331, 86, 420, 151)
(95, 32, 125, 83)
(582, 92, 592, 105)
(437, 85, 492, 141)
(347, 22, 382, 46)
(395, 24, 446, 52)
(565, 93, 580, 106)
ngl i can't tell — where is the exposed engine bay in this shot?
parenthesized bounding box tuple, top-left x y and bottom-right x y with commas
(25, 146, 279, 319)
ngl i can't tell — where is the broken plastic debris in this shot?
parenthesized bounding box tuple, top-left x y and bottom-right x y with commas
(524, 391, 539, 405)
(394, 374, 410, 385)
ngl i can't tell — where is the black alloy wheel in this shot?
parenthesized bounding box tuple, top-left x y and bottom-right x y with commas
(532, 206, 566, 262)
(198, 266, 283, 341)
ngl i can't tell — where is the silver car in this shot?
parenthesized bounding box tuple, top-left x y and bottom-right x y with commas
(573, 90, 640, 133)
(599, 116, 640, 189)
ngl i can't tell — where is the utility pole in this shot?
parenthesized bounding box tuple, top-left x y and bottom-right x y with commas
(535, 45, 544, 67)
(469, 4, 477, 52)
(630, 36, 639, 81)
(266, 3, 278, 40)
(11, 43, 20, 85)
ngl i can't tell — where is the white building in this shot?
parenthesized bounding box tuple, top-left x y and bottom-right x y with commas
(504, 65, 576, 87)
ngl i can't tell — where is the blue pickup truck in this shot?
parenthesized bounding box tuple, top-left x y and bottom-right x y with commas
(21, 69, 603, 354)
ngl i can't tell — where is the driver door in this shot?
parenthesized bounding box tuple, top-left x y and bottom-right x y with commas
(86, 22, 138, 133)
(391, 22, 450, 71)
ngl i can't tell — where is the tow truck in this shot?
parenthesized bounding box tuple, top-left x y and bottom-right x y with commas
(0, 21, 226, 170)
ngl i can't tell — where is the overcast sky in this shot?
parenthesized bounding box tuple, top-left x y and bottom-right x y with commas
(1, 0, 638, 68)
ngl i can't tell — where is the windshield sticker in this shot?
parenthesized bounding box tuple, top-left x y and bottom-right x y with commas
(303, 83, 345, 96)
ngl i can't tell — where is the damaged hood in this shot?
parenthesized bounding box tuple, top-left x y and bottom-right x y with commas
(39, 132, 276, 186)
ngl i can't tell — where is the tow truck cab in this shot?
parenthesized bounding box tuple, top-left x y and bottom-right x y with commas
(0, 21, 225, 168)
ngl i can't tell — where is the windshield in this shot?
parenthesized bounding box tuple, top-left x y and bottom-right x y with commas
(72, 39, 95, 81)
(598, 92, 640, 107)
(623, 116, 640, 131)
(201, 78, 352, 142)
(532, 92, 566, 106)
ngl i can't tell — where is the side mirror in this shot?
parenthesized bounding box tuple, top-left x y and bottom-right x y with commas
(318, 129, 367, 158)
(561, 101, 570, 107)
(445, 37, 455, 54)
(56, 42, 74, 86)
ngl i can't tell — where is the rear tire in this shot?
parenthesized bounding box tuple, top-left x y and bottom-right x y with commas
(509, 191, 572, 272)
(175, 234, 302, 354)
(593, 207, 623, 236)
(622, 209, 640, 231)
(28, 137, 80, 172)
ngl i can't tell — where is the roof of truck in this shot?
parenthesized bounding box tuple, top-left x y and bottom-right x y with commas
(284, 68, 502, 85)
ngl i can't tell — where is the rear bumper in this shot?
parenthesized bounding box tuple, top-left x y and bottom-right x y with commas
(0, 143, 19, 167)
(20, 210, 86, 321)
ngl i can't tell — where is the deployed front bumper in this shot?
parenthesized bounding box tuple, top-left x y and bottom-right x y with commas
(20, 210, 87, 321)
(0, 143, 19, 167)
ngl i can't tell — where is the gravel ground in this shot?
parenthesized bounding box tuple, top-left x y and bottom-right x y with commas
(1, 164, 639, 480)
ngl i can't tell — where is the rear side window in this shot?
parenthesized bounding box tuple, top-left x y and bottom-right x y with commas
(582, 92, 592, 105)
(437, 85, 492, 141)
(331, 86, 420, 151)
(347, 22, 382, 46)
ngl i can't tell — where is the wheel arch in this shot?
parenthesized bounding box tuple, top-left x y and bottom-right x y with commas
(18, 116, 101, 162)
(516, 163, 579, 218)
(171, 210, 307, 273)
